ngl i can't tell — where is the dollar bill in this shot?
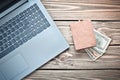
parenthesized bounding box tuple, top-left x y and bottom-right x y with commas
(85, 49, 97, 61)
(85, 48, 101, 61)
(93, 29, 111, 54)
(85, 30, 112, 61)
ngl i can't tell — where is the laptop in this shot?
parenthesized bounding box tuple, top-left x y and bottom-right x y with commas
(0, 0, 69, 80)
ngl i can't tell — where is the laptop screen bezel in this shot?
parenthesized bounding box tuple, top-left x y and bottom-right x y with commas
(0, 0, 28, 19)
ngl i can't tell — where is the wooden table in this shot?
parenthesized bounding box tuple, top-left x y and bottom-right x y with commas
(24, 0, 120, 80)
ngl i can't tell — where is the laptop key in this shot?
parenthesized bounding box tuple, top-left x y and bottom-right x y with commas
(19, 16, 25, 21)
(0, 36, 3, 40)
(15, 19, 19, 24)
(23, 19, 29, 26)
(11, 27, 15, 32)
(3, 44, 8, 49)
(0, 29, 4, 34)
(26, 33, 33, 41)
(0, 41, 3, 46)
(11, 39, 16, 44)
(2, 38, 7, 44)
(11, 33, 16, 38)
(18, 40, 23, 46)
(4, 27, 8, 31)
(7, 30, 12, 35)
(18, 23, 23, 28)
(0, 47, 4, 52)
(13, 42, 19, 48)
(19, 28, 24, 32)
(3, 33, 7, 37)
(6, 36, 11, 41)
(14, 25, 19, 30)
(14, 36, 20, 41)
(15, 30, 20, 35)
(11, 21, 16, 26)
(7, 41, 12, 47)
(22, 25, 29, 30)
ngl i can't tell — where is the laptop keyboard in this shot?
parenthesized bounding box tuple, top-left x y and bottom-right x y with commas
(0, 4, 50, 59)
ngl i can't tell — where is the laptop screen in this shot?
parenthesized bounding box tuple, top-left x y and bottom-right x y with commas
(0, 0, 21, 13)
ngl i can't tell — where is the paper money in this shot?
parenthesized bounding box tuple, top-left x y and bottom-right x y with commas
(85, 48, 101, 61)
(85, 30, 112, 61)
(93, 30, 111, 54)
(85, 49, 98, 61)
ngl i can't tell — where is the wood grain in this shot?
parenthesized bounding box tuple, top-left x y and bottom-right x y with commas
(24, 70, 120, 80)
(41, 0, 120, 20)
(40, 45, 120, 69)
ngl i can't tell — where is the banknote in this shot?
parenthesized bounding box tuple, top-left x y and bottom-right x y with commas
(93, 30, 111, 54)
(85, 48, 101, 61)
(85, 30, 112, 61)
(85, 49, 97, 61)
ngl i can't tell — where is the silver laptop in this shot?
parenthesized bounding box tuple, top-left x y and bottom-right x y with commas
(0, 0, 69, 80)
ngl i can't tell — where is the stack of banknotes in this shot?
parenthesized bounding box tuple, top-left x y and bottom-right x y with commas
(85, 29, 112, 61)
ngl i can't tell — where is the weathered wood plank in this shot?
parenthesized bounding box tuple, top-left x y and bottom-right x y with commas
(41, 46, 120, 69)
(24, 70, 120, 80)
(55, 21, 120, 45)
(41, 0, 120, 20)
(42, 0, 120, 4)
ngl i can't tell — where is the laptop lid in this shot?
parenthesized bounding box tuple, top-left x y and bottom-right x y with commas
(0, 0, 28, 18)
